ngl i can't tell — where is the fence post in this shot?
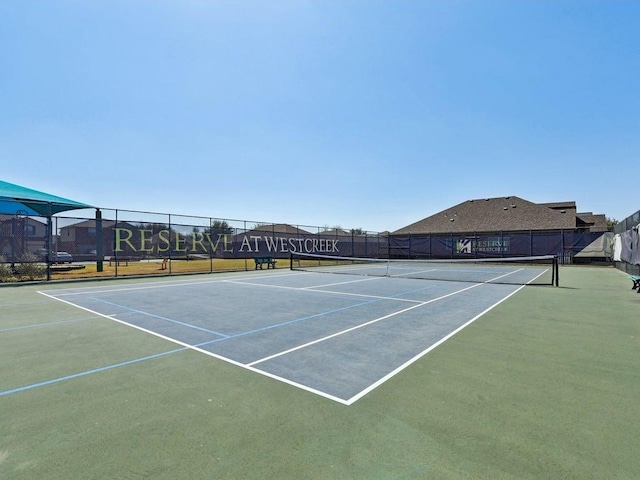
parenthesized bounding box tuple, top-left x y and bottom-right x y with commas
(96, 209, 103, 272)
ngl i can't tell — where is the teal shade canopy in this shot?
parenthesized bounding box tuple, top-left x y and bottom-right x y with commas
(0, 180, 93, 216)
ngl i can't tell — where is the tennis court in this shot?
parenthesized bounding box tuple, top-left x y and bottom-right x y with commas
(39, 257, 552, 405)
(2, 263, 638, 479)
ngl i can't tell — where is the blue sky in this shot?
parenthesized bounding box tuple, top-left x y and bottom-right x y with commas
(1, 1, 638, 232)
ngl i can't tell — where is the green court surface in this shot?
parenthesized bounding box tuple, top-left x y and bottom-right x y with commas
(1, 266, 638, 479)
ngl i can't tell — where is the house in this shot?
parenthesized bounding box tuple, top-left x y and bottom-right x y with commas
(390, 196, 609, 260)
(393, 196, 607, 234)
(0, 214, 49, 260)
(58, 219, 139, 257)
(318, 228, 352, 236)
(244, 223, 313, 236)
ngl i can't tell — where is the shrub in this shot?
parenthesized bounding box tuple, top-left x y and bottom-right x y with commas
(0, 256, 13, 282)
(13, 253, 47, 281)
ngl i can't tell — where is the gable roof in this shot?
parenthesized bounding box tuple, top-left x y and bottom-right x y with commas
(58, 219, 132, 230)
(0, 214, 48, 225)
(393, 196, 578, 234)
(576, 212, 608, 232)
(242, 223, 312, 236)
(0, 180, 92, 216)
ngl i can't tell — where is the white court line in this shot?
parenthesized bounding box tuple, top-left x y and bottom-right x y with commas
(38, 290, 211, 346)
(300, 275, 384, 289)
(345, 283, 530, 405)
(389, 268, 439, 277)
(247, 279, 491, 368)
(37, 288, 351, 405)
(37, 267, 541, 406)
(40, 270, 310, 297)
(222, 278, 426, 304)
(246, 301, 429, 367)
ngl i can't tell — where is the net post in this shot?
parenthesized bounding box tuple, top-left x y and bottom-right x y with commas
(554, 255, 559, 286)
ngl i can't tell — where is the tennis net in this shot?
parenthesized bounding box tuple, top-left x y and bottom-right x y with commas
(290, 253, 559, 286)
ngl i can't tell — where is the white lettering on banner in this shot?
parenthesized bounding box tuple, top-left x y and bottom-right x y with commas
(236, 235, 341, 254)
(290, 238, 302, 251)
(239, 236, 253, 252)
(456, 238, 510, 254)
(264, 236, 278, 251)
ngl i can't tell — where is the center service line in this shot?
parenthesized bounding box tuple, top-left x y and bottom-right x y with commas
(246, 279, 490, 368)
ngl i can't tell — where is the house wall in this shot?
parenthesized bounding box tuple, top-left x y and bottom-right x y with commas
(0, 215, 48, 260)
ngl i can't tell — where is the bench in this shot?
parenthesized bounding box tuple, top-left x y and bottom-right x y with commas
(630, 275, 640, 293)
(108, 256, 130, 266)
(253, 256, 277, 270)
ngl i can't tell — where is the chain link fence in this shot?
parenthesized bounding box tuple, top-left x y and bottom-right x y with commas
(613, 208, 640, 275)
(0, 203, 386, 282)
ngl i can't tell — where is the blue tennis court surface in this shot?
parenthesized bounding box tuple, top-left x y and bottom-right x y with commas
(40, 268, 539, 405)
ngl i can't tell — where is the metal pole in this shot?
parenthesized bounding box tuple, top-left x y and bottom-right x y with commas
(96, 209, 103, 272)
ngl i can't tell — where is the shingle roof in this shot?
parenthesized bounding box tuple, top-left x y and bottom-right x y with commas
(576, 212, 608, 232)
(244, 223, 312, 235)
(319, 228, 352, 236)
(393, 196, 578, 234)
(0, 214, 48, 225)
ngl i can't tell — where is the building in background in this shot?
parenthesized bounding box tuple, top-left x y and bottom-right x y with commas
(390, 196, 609, 261)
(394, 196, 607, 235)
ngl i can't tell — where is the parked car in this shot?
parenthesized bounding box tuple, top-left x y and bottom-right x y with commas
(52, 251, 73, 263)
(34, 249, 73, 264)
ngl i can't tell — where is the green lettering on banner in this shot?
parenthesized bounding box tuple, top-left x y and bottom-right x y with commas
(202, 233, 231, 253)
(222, 234, 233, 252)
(139, 229, 154, 252)
(174, 231, 187, 252)
(114, 227, 236, 256)
(114, 228, 136, 252)
(158, 230, 170, 252)
(191, 233, 207, 253)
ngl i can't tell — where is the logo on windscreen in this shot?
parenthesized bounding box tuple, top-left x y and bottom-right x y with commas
(456, 239, 472, 253)
(456, 238, 510, 254)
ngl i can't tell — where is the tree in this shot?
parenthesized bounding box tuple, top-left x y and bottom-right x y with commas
(206, 220, 233, 236)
